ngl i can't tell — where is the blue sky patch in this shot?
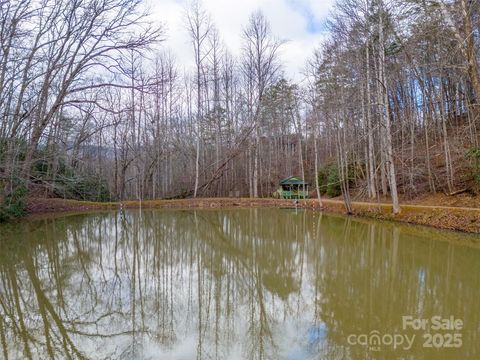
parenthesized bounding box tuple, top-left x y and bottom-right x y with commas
(286, 0, 328, 33)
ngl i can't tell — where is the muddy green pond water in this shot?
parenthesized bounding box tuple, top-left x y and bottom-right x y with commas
(0, 208, 479, 359)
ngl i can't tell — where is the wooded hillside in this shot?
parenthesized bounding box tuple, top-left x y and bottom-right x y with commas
(1, 0, 479, 219)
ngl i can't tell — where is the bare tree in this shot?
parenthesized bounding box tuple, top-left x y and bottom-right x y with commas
(186, 0, 212, 198)
(241, 11, 283, 197)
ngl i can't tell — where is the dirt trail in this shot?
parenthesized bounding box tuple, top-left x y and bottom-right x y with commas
(25, 197, 480, 234)
(322, 199, 480, 213)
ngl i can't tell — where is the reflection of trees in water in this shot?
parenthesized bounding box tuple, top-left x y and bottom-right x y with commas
(0, 210, 311, 359)
(309, 215, 480, 360)
(187, 208, 312, 359)
(0, 210, 479, 359)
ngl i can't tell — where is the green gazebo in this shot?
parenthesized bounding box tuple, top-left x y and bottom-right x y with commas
(276, 176, 309, 199)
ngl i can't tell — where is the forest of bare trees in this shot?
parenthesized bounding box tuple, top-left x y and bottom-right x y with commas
(1, 0, 480, 217)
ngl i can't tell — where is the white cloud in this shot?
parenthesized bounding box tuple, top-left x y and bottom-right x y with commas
(146, 0, 335, 81)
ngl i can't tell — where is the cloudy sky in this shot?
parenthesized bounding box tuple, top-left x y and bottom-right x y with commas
(148, 0, 336, 81)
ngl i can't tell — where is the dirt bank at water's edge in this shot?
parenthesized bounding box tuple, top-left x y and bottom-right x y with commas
(24, 197, 480, 234)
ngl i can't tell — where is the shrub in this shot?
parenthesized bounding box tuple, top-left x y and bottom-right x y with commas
(0, 178, 27, 222)
(317, 166, 329, 195)
(31, 158, 112, 202)
(52, 173, 111, 202)
(317, 162, 356, 198)
(466, 147, 480, 194)
(326, 165, 341, 197)
(317, 163, 341, 197)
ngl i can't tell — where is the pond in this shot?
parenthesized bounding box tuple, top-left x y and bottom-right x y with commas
(0, 208, 479, 359)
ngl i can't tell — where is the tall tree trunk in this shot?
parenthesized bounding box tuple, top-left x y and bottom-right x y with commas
(365, 41, 377, 199)
(378, 3, 400, 214)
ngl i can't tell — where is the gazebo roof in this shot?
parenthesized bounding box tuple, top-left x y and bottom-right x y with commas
(279, 176, 308, 186)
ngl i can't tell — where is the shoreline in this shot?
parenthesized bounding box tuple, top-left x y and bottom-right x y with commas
(24, 197, 480, 234)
